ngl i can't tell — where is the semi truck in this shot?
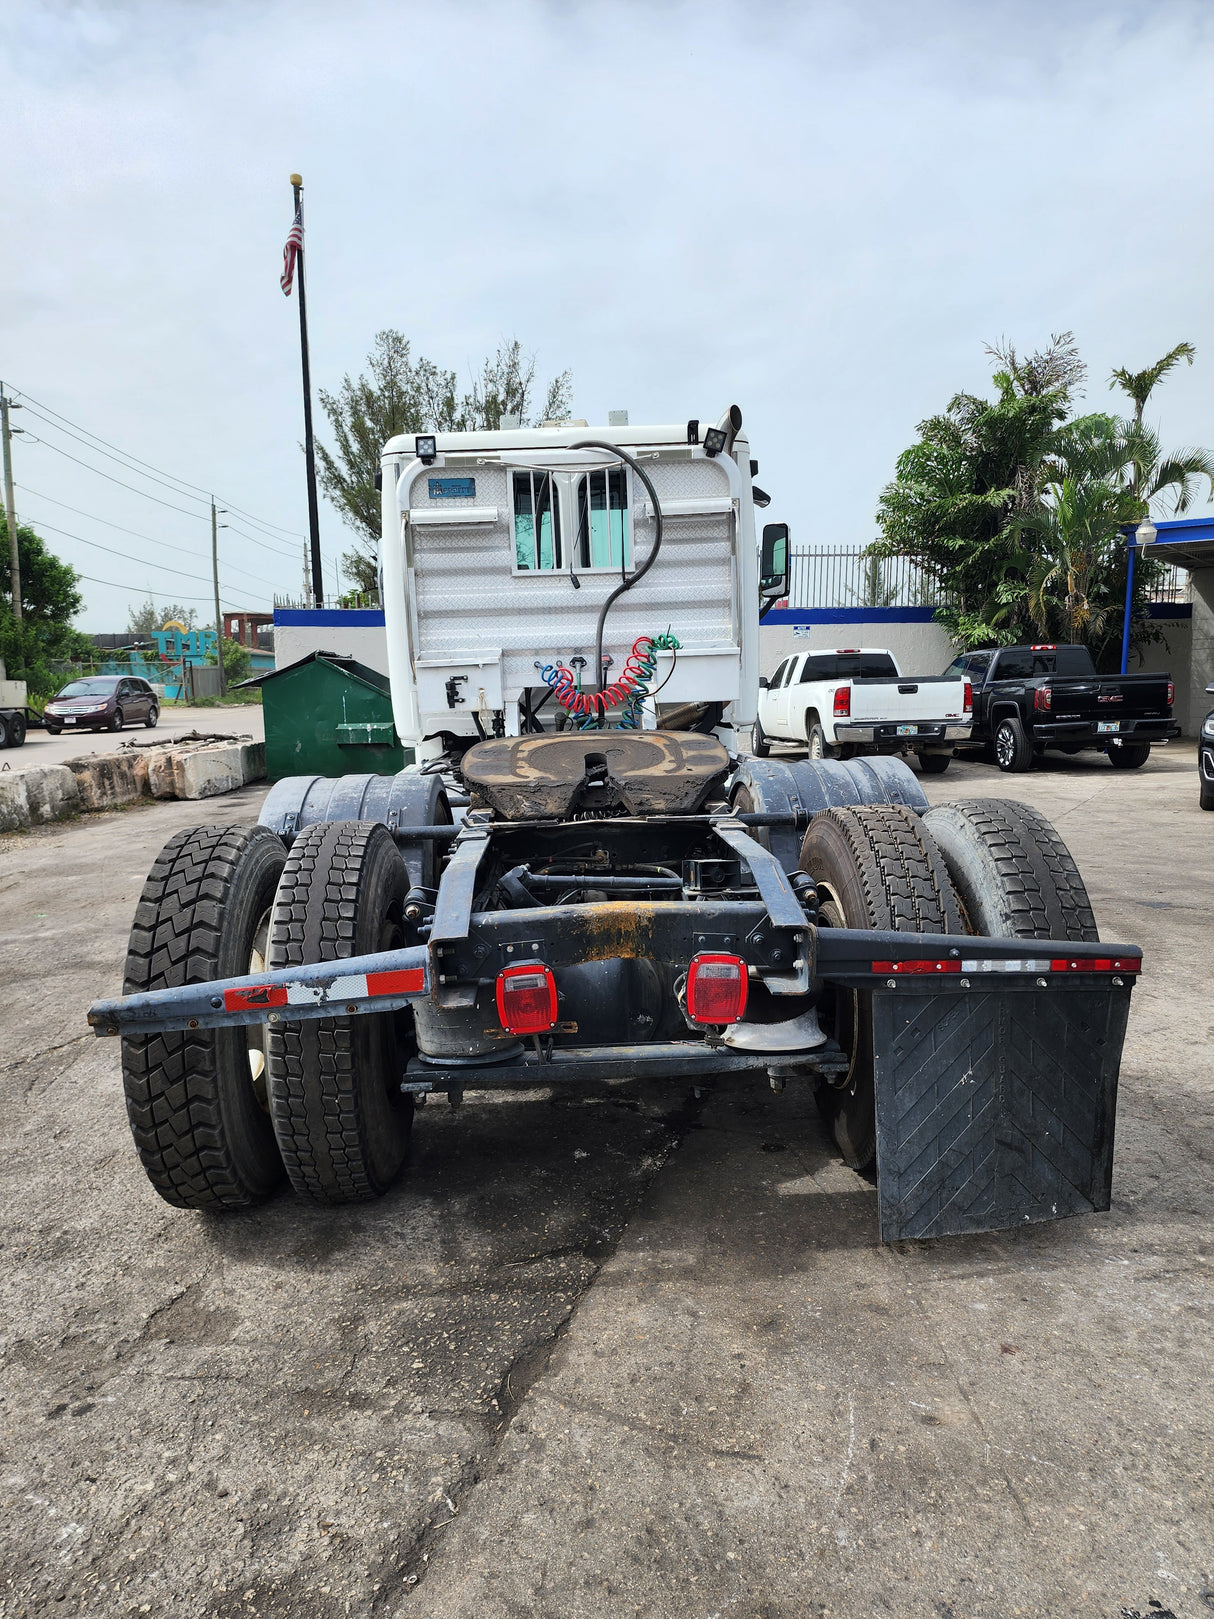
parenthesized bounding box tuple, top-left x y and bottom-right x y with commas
(89, 409, 1139, 1242)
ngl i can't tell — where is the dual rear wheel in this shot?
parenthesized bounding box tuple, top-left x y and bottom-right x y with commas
(801, 798, 1098, 1170)
(121, 819, 416, 1211)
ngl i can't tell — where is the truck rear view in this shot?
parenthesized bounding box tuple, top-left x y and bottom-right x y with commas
(90, 411, 1140, 1245)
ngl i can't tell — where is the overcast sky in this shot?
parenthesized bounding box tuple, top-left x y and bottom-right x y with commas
(4, 0, 1213, 632)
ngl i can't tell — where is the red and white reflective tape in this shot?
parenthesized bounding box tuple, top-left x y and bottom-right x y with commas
(223, 966, 426, 1014)
(871, 957, 1140, 977)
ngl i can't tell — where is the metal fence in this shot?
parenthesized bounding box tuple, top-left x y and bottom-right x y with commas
(788, 550, 945, 610)
(787, 549, 1192, 610)
(273, 590, 381, 611)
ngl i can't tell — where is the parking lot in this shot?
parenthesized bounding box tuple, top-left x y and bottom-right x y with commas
(1, 743, 1209, 1619)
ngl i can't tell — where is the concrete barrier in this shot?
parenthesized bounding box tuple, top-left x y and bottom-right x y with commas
(0, 765, 82, 832)
(173, 743, 245, 800)
(0, 735, 266, 833)
(64, 753, 143, 811)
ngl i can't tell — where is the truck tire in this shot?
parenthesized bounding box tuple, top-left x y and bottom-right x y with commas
(1109, 741, 1151, 769)
(1201, 775, 1214, 812)
(752, 716, 771, 758)
(916, 751, 950, 774)
(266, 821, 414, 1203)
(8, 711, 26, 746)
(0, 714, 7, 748)
(993, 715, 1033, 772)
(922, 799, 1098, 942)
(799, 805, 965, 1171)
(806, 721, 831, 762)
(120, 825, 288, 1210)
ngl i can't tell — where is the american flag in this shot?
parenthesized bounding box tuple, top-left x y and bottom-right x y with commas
(280, 206, 303, 296)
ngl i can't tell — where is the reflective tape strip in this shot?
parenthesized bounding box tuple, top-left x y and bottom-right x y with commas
(223, 985, 289, 1011)
(871, 959, 960, 975)
(1048, 957, 1140, 973)
(868, 956, 1141, 979)
(223, 966, 426, 1014)
(960, 958, 1051, 974)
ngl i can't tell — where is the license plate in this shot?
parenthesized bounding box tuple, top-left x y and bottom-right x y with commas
(64, 717, 76, 725)
(896, 724, 918, 736)
(1097, 720, 1119, 734)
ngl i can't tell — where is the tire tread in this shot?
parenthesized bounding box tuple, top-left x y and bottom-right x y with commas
(121, 825, 282, 1209)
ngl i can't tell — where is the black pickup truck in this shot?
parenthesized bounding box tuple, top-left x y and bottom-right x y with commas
(944, 643, 1179, 772)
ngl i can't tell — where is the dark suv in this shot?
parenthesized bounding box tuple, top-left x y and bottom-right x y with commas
(43, 676, 159, 736)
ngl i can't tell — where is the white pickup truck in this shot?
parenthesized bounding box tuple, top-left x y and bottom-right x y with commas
(754, 647, 972, 773)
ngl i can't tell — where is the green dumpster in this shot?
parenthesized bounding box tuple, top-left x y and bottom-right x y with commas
(245, 652, 412, 782)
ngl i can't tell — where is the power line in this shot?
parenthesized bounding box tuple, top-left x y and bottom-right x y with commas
(25, 431, 339, 569)
(19, 404, 215, 508)
(11, 385, 309, 540)
(20, 432, 211, 519)
(28, 515, 266, 604)
(17, 483, 285, 591)
(73, 569, 256, 607)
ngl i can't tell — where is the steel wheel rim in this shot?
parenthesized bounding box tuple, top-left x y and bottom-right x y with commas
(814, 886, 860, 1094)
(810, 731, 824, 760)
(246, 908, 271, 1109)
(995, 725, 1013, 765)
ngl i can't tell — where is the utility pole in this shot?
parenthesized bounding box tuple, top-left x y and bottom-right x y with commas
(287, 174, 324, 607)
(211, 500, 226, 695)
(0, 383, 21, 624)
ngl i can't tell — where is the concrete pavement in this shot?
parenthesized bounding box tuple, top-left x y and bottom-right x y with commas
(0, 745, 1209, 1619)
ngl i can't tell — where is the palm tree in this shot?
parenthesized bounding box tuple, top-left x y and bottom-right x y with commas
(1015, 418, 1139, 643)
(1109, 341, 1196, 425)
(1116, 417, 1214, 514)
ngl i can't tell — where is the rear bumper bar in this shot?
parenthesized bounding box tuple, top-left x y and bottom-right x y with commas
(834, 720, 971, 744)
(1029, 719, 1180, 744)
(87, 928, 1140, 1040)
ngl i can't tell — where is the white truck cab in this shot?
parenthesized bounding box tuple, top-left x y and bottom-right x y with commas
(756, 647, 972, 772)
(378, 412, 785, 760)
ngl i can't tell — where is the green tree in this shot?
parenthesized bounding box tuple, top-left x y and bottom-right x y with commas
(1109, 341, 1196, 425)
(317, 331, 573, 591)
(218, 637, 252, 686)
(0, 516, 94, 687)
(127, 597, 199, 637)
(873, 335, 1213, 659)
(871, 334, 1082, 646)
(1012, 416, 1142, 652)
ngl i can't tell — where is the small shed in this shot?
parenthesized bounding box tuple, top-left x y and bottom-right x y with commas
(242, 651, 410, 782)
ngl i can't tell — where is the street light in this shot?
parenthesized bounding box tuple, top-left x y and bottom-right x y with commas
(1119, 515, 1159, 674)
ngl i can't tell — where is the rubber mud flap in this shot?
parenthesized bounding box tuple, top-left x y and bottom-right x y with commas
(871, 984, 1129, 1241)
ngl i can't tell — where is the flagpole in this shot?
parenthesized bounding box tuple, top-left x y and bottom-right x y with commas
(290, 173, 324, 608)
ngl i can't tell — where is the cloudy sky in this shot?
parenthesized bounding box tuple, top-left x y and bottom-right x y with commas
(4, 0, 1213, 631)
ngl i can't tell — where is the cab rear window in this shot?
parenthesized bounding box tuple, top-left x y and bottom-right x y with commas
(800, 653, 898, 681)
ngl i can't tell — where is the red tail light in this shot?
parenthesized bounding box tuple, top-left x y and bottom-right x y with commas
(1034, 686, 1052, 712)
(686, 954, 749, 1024)
(833, 686, 850, 717)
(963, 680, 973, 714)
(495, 962, 558, 1035)
(1166, 680, 1174, 707)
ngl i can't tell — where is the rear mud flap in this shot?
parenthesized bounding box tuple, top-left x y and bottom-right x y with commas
(872, 985, 1129, 1241)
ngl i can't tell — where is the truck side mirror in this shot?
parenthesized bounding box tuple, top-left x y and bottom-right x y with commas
(760, 523, 789, 598)
(758, 675, 769, 689)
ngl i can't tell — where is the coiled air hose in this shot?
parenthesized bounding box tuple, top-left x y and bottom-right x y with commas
(539, 631, 681, 729)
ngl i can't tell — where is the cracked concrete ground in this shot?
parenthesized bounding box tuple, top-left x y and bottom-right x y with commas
(0, 748, 1210, 1619)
